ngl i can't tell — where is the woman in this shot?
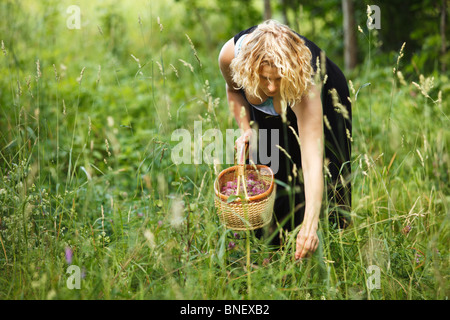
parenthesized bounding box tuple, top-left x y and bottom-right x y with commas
(218, 20, 352, 259)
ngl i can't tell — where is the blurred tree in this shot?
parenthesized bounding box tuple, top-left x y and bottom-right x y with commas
(440, 0, 447, 72)
(342, 0, 358, 70)
(279, 0, 290, 25)
(264, 0, 273, 20)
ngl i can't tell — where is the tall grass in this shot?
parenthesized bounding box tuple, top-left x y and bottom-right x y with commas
(0, 0, 448, 300)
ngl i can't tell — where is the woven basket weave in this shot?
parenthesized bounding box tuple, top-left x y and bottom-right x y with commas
(214, 144, 275, 230)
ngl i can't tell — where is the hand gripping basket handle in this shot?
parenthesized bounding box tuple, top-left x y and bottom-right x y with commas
(237, 141, 248, 168)
(236, 141, 249, 198)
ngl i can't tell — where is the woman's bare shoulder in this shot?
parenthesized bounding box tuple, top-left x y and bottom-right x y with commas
(218, 38, 237, 88)
(218, 38, 235, 67)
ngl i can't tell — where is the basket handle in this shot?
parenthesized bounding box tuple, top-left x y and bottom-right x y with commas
(238, 140, 247, 163)
(236, 142, 249, 198)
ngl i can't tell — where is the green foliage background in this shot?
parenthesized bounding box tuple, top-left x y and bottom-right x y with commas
(0, 0, 448, 300)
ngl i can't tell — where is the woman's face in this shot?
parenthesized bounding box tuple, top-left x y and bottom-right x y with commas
(258, 65, 282, 97)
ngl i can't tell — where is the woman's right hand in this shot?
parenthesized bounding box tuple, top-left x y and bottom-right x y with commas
(235, 128, 253, 164)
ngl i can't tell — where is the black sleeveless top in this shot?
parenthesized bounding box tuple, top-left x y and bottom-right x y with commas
(233, 26, 352, 229)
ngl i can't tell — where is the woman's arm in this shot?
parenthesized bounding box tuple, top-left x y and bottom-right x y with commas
(219, 39, 254, 164)
(291, 83, 324, 259)
(218, 39, 252, 136)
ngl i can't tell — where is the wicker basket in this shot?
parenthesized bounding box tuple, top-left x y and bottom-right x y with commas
(214, 144, 276, 230)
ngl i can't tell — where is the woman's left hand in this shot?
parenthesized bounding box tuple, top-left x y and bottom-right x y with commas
(295, 224, 319, 260)
(291, 84, 323, 260)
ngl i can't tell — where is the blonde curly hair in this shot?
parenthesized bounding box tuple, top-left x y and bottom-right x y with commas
(230, 20, 314, 106)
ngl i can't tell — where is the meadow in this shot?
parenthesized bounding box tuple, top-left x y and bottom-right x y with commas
(0, 0, 448, 300)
